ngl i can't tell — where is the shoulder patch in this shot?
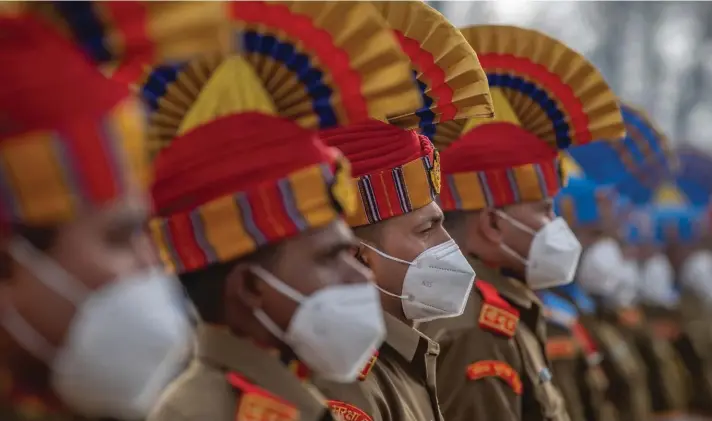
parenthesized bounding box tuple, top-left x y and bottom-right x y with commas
(327, 400, 373, 421)
(466, 360, 522, 395)
(546, 337, 578, 360)
(476, 280, 519, 337)
(358, 351, 379, 381)
(227, 372, 299, 421)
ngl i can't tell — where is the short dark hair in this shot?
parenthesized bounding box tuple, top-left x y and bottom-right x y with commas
(443, 210, 468, 232)
(354, 222, 383, 247)
(178, 244, 280, 323)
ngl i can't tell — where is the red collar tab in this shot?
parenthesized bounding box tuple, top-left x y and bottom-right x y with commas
(358, 351, 379, 381)
(476, 280, 519, 337)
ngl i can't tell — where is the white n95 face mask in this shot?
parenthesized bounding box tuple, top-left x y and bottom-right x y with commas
(498, 213, 582, 290)
(250, 266, 386, 383)
(361, 239, 476, 322)
(605, 260, 640, 308)
(680, 250, 712, 305)
(640, 253, 679, 308)
(4, 237, 193, 421)
(577, 238, 623, 297)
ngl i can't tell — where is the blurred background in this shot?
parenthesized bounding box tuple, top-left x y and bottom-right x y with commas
(429, 1, 712, 155)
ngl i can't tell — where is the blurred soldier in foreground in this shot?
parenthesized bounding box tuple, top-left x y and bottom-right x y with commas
(0, 15, 193, 421)
(554, 176, 652, 421)
(141, 2, 426, 421)
(419, 24, 625, 421)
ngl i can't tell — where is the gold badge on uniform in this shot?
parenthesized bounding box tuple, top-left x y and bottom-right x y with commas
(328, 400, 373, 421)
(357, 351, 379, 381)
(479, 303, 518, 337)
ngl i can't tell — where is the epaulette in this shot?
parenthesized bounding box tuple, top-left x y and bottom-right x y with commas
(538, 291, 579, 331)
(227, 372, 300, 421)
(358, 351, 379, 381)
(476, 280, 519, 338)
(466, 360, 523, 395)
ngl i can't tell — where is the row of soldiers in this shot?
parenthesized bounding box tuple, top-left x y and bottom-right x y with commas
(0, 2, 711, 421)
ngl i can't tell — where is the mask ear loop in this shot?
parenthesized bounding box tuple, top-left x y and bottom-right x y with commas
(2, 305, 56, 362)
(9, 237, 88, 304)
(359, 243, 414, 301)
(249, 265, 307, 342)
(493, 211, 537, 267)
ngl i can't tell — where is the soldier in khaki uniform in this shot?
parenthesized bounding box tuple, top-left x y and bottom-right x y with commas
(419, 24, 626, 421)
(538, 290, 617, 421)
(138, 3, 428, 421)
(308, 3, 493, 421)
(0, 15, 194, 421)
(656, 206, 712, 420)
(553, 176, 652, 421)
(562, 103, 693, 421)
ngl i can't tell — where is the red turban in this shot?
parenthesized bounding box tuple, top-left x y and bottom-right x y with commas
(0, 15, 146, 226)
(320, 119, 439, 227)
(149, 112, 356, 274)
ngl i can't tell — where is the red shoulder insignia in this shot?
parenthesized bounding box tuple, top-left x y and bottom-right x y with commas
(466, 360, 522, 395)
(227, 372, 300, 421)
(358, 351, 379, 381)
(327, 400, 373, 421)
(546, 337, 578, 360)
(476, 280, 519, 337)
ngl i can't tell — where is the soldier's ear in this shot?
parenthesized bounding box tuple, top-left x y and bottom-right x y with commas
(224, 263, 265, 311)
(478, 208, 504, 245)
(355, 243, 371, 268)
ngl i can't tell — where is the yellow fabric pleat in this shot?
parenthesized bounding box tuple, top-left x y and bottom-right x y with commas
(178, 56, 277, 135)
(463, 88, 520, 133)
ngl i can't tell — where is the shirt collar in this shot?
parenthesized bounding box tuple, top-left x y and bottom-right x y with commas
(383, 313, 439, 362)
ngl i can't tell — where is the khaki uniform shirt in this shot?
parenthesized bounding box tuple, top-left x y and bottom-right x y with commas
(575, 311, 651, 421)
(420, 262, 570, 421)
(611, 307, 688, 418)
(149, 325, 333, 421)
(676, 292, 712, 417)
(539, 293, 614, 421)
(313, 313, 442, 421)
(0, 408, 94, 421)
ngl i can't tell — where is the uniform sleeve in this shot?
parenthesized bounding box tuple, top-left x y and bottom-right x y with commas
(544, 322, 592, 421)
(595, 322, 651, 421)
(632, 327, 688, 414)
(435, 327, 522, 421)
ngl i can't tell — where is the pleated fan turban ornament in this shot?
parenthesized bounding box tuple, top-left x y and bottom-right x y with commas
(13, 1, 233, 85)
(438, 25, 626, 213)
(140, 1, 424, 274)
(0, 14, 147, 227)
(320, 1, 495, 228)
(567, 102, 676, 205)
